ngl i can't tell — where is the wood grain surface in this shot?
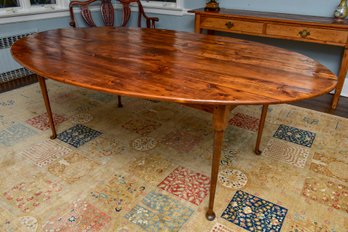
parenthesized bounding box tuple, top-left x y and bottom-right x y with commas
(11, 27, 337, 105)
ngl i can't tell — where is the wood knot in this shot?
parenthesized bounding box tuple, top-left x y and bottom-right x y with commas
(157, 65, 168, 72)
(208, 83, 216, 89)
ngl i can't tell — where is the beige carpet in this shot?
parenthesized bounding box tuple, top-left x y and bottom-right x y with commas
(0, 80, 347, 232)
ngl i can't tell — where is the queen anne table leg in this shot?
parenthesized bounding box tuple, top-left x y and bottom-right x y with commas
(255, 104, 269, 155)
(37, 75, 57, 139)
(206, 105, 233, 221)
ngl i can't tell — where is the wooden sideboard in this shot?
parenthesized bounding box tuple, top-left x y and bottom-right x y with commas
(189, 8, 348, 109)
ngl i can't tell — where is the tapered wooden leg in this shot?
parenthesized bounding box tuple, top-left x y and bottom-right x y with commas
(194, 14, 202, 34)
(331, 47, 348, 109)
(255, 104, 268, 155)
(206, 105, 231, 221)
(117, 95, 123, 108)
(37, 76, 57, 139)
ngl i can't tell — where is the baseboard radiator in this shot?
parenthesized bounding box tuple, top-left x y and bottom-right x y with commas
(0, 32, 37, 92)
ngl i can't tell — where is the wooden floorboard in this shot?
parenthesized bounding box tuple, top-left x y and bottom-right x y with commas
(291, 94, 348, 118)
(0, 75, 37, 94)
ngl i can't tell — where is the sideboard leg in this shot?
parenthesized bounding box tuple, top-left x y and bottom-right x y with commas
(332, 47, 348, 109)
(206, 105, 231, 221)
(194, 14, 202, 33)
(255, 104, 268, 155)
(37, 76, 57, 139)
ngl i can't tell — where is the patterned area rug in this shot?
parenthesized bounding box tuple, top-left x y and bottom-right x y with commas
(0, 81, 347, 232)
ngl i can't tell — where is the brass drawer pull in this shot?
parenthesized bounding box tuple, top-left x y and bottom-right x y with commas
(299, 29, 311, 38)
(225, 21, 234, 29)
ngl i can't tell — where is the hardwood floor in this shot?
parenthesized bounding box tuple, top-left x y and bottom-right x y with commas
(0, 75, 37, 94)
(291, 94, 348, 118)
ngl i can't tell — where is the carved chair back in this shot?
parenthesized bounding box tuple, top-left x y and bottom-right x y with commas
(119, 0, 159, 28)
(69, 0, 115, 28)
(69, 0, 159, 28)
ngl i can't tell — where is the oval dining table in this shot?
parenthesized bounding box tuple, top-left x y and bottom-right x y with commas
(11, 27, 337, 221)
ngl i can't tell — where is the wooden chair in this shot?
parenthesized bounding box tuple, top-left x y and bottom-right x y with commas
(69, 0, 159, 107)
(69, 0, 115, 28)
(69, 0, 122, 106)
(69, 0, 159, 28)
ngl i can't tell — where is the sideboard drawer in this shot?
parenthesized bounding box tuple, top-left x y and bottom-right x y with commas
(266, 24, 348, 45)
(200, 17, 264, 34)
